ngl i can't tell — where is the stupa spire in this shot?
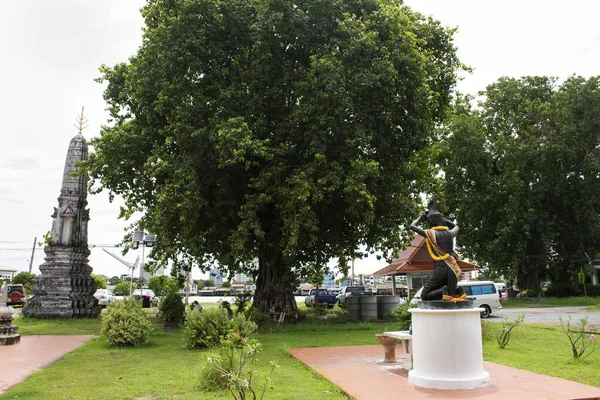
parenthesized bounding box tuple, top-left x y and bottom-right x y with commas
(23, 109, 99, 318)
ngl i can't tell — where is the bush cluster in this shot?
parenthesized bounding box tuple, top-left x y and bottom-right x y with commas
(183, 307, 257, 349)
(390, 301, 415, 331)
(200, 333, 278, 399)
(101, 297, 152, 347)
(244, 306, 273, 327)
(158, 292, 186, 324)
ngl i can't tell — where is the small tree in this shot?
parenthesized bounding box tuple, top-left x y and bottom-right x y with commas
(496, 314, 525, 349)
(113, 282, 130, 296)
(110, 276, 122, 285)
(559, 316, 598, 359)
(158, 292, 186, 327)
(148, 276, 170, 297)
(91, 274, 107, 290)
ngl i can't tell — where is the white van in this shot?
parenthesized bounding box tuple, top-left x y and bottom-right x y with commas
(458, 281, 502, 318)
(410, 280, 502, 318)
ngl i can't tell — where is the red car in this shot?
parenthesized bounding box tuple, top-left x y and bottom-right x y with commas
(7, 284, 26, 306)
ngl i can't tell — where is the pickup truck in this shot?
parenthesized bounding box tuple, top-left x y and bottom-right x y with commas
(304, 289, 336, 308)
(336, 286, 369, 306)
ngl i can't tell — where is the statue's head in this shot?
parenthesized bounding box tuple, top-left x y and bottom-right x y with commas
(426, 202, 445, 228)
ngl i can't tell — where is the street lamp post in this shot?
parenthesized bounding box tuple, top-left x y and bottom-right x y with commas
(132, 231, 157, 299)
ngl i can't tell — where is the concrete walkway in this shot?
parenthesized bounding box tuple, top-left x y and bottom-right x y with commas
(0, 335, 96, 395)
(290, 345, 600, 400)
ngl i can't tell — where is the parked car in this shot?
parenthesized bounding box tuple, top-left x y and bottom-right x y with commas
(6, 284, 26, 306)
(304, 289, 336, 308)
(132, 289, 159, 307)
(411, 281, 502, 318)
(459, 281, 502, 318)
(93, 289, 113, 307)
(336, 286, 369, 306)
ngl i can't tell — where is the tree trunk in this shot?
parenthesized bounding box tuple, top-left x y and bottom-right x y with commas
(252, 244, 299, 319)
(516, 261, 543, 295)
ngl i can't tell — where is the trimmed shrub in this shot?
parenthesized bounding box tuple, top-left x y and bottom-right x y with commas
(101, 297, 152, 347)
(158, 292, 186, 325)
(113, 282, 131, 296)
(183, 307, 257, 349)
(228, 312, 258, 337)
(390, 301, 415, 331)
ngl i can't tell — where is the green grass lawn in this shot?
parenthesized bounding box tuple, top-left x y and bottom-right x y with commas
(501, 296, 600, 308)
(3, 305, 600, 399)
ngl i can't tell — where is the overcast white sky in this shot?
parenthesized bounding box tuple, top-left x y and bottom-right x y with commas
(1, 1, 599, 280)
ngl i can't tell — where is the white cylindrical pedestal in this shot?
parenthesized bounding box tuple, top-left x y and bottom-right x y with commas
(408, 307, 490, 390)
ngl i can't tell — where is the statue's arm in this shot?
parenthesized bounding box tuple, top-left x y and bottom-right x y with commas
(409, 213, 427, 237)
(446, 219, 459, 237)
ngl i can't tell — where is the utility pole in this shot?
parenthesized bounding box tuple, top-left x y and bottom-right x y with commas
(351, 259, 355, 285)
(28, 237, 37, 273)
(185, 272, 191, 305)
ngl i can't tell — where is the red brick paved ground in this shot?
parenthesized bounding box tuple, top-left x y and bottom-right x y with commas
(289, 345, 600, 400)
(0, 335, 96, 395)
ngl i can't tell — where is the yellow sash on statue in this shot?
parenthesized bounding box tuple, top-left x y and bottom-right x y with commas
(425, 229, 462, 278)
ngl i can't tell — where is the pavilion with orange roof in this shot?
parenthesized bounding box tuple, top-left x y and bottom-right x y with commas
(373, 235, 479, 297)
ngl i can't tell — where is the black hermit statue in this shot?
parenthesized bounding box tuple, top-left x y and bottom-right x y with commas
(409, 202, 464, 301)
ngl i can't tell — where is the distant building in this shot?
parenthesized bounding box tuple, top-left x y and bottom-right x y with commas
(322, 272, 335, 287)
(140, 263, 164, 281)
(0, 266, 18, 281)
(235, 272, 252, 283)
(208, 268, 224, 286)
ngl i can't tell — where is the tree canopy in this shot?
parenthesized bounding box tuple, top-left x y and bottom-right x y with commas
(440, 76, 600, 295)
(85, 0, 462, 312)
(91, 274, 108, 290)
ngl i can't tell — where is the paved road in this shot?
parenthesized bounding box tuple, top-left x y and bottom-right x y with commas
(493, 306, 600, 325)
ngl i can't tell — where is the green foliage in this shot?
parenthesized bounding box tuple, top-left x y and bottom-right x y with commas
(390, 301, 416, 331)
(158, 292, 186, 324)
(148, 275, 181, 297)
(196, 279, 215, 290)
(496, 313, 525, 349)
(244, 306, 273, 327)
(109, 276, 122, 285)
(233, 292, 252, 315)
(40, 230, 52, 246)
(441, 76, 600, 293)
(481, 318, 492, 342)
(100, 297, 152, 347)
(11, 271, 37, 294)
(84, 0, 463, 314)
(90, 274, 107, 290)
(113, 281, 131, 296)
(559, 316, 598, 359)
(200, 333, 278, 399)
(183, 307, 257, 349)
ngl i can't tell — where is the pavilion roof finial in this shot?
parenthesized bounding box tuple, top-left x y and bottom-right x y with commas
(73, 106, 89, 134)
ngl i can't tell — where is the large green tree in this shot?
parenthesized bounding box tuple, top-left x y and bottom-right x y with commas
(85, 0, 462, 313)
(441, 76, 600, 294)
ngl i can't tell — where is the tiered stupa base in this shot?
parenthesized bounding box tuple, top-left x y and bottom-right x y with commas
(0, 306, 20, 345)
(22, 246, 99, 318)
